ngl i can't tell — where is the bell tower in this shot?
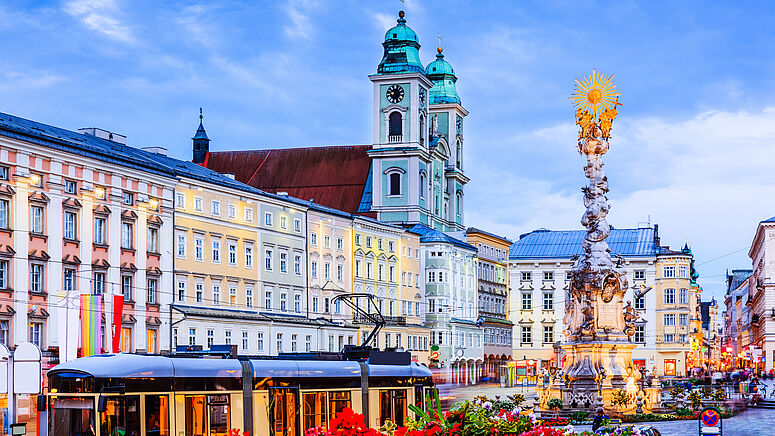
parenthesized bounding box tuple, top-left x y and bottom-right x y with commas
(192, 108, 210, 164)
(368, 9, 434, 228)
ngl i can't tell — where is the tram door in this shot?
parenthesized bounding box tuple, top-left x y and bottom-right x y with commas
(270, 388, 299, 436)
(184, 395, 231, 436)
(99, 395, 140, 436)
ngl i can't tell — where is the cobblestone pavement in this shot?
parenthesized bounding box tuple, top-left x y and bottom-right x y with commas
(572, 408, 775, 436)
(446, 383, 775, 435)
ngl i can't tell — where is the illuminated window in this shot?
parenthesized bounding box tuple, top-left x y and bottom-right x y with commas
(121, 327, 132, 352)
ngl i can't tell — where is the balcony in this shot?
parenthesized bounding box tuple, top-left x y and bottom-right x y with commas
(388, 135, 403, 144)
(352, 314, 406, 326)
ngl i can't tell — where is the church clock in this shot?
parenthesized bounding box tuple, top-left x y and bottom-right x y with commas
(386, 84, 405, 104)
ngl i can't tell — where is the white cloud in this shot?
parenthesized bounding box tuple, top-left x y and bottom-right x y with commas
(373, 12, 394, 32)
(282, 0, 316, 40)
(176, 5, 215, 48)
(0, 70, 66, 90)
(64, 0, 134, 43)
(466, 107, 775, 302)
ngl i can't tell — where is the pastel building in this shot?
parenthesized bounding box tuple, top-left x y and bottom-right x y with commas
(748, 216, 775, 371)
(509, 227, 672, 376)
(167, 120, 358, 356)
(411, 224, 480, 384)
(0, 113, 177, 365)
(465, 227, 513, 382)
(653, 248, 697, 376)
(723, 269, 752, 367)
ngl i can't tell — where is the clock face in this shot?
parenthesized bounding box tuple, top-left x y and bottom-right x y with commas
(386, 84, 405, 104)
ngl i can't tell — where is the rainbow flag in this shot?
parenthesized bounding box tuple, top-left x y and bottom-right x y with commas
(80, 294, 102, 356)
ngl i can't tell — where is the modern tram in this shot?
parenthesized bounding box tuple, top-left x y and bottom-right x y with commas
(44, 346, 434, 436)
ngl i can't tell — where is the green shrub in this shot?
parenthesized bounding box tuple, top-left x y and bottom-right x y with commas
(687, 391, 702, 410)
(670, 385, 685, 398)
(675, 407, 693, 417)
(547, 398, 563, 410)
(571, 410, 589, 423)
(508, 394, 525, 406)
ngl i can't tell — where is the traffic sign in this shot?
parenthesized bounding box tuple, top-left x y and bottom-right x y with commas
(699, 406, 722, 435)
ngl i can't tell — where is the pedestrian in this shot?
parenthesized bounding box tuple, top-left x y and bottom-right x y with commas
(592, 407, 609, 432)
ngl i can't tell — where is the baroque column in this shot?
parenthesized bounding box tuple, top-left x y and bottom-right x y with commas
(558, 71, 643, 410)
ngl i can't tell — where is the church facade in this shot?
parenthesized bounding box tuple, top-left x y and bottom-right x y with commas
(198, 9, 469, 232)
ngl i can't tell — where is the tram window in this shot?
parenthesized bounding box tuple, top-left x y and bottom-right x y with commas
(271, 388, 297, 436)
(302, 392, 326, 430)
(186, 395, 231, 436)
(301, 391, 352, 431)
(145, 395, 170, 436)
(100, 395, 140, 436)
(208, 395, 230, 436)
(185, 396, 206, 436)
(378, 389, 407, 427)
(414, 386, 424, 411)
(328, 391, 351, 421)
(49, 396, 94, 436)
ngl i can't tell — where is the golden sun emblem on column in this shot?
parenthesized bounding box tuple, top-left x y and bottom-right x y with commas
(571, 70, 622, 141)
(571, 69, 620, 118)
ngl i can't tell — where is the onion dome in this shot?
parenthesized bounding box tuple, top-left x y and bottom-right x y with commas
(376, 11, 425, 75)
(426, 47, 460, 104)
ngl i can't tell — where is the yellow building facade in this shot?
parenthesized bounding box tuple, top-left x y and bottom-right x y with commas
(352, 217, 429, 363)
(654, 252, 695, 377)
(171, 176, 263, 352)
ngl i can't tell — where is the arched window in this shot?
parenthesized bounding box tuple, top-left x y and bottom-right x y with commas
(456, 192, 463, 216)
(389, 172, 401, 196)
(419, 171, 426, 199)
(388, 112, 402, 142)
(385, 168, 404, 197)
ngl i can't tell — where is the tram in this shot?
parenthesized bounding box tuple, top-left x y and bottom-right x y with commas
(44, 346, 434, 436)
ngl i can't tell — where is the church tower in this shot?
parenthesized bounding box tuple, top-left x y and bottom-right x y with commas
(426, 43, 469, 230)
(192, 108, 210, 164)
(368, 9, 467, 231)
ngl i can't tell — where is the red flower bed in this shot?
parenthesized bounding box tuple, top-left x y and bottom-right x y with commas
(540, 418, 569, 427)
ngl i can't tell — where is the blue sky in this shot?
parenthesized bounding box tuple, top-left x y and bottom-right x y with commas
(4, 0, 775, 303)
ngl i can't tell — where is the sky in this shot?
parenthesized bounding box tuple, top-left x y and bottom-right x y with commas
(3, 0, 775, 304)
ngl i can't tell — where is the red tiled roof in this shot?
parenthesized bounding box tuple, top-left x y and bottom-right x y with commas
(202, 145, 373, 215)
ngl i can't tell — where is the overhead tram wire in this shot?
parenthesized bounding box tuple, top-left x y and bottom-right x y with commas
(695, 246, 751, 266)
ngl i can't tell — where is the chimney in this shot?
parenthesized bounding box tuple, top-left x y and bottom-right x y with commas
(78, 127, 127, 144)
(141, 146, 167, 156)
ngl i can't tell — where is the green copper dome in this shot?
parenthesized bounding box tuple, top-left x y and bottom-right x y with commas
(426, 50, 460, 104)
(376, 11, 425, 75)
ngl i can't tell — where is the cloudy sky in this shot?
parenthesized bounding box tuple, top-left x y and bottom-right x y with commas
(3, 0, 775, 302)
